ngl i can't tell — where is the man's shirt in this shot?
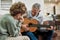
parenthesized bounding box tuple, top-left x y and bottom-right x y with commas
(27, 11, 43, 24)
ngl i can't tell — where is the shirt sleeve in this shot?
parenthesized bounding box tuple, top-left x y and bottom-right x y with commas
(6, 20, 20, 37)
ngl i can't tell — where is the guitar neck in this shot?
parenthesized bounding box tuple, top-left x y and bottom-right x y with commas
(29, 24, 51, 28)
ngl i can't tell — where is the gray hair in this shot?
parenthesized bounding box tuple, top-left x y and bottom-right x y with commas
(32, 3, 40, 9)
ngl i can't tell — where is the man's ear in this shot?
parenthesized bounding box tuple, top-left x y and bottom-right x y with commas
(39, 10, 41, 12)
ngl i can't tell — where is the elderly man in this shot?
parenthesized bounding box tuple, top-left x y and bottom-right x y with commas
(22, 3, 54, 40)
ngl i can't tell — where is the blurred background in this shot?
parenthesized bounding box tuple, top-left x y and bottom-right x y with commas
(0, 0, 60, 40)
(0, 0, 60, 15)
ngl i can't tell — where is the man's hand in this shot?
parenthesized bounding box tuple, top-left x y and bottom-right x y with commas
(46, 26, 54, 30)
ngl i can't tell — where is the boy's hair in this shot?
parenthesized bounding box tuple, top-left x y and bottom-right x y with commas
(10, 2, 27, 16)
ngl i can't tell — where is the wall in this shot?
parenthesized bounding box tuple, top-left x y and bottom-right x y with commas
(44, 2, 60, 15)
(44, 3, 56, 15)
(0, 0, 1, 9)
(56, 3, 60, 14)
(0, 0, 60, 15)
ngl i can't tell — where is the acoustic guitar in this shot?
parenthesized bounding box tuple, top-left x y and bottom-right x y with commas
(20, 18, 53, 32)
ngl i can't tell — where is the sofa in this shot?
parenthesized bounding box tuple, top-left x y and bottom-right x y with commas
(7, 36, 30, 40)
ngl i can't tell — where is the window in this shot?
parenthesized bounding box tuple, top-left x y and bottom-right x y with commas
(0, 0, 12, 10)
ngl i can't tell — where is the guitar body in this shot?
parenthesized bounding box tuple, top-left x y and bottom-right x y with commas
(21, 18, 39, 32)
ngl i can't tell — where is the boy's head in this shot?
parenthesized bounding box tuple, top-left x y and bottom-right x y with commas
(10, 2, 27, 20)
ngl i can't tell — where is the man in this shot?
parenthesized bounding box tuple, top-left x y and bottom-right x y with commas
(25, 3, 54, 40)
(0, 2, 37, 40)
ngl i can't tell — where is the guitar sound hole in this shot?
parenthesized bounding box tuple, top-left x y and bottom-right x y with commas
(28, 23, 33, 26)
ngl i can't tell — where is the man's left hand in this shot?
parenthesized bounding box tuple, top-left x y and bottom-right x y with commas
(46, 26, 54, 30)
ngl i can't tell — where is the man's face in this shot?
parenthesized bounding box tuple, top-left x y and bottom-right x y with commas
(32, 7, 40, 15)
